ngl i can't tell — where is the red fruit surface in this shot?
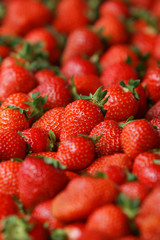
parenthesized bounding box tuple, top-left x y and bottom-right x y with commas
(0, 193, 17, 220)
(146, 100, 160, 120)
(34, 69, 55, 85)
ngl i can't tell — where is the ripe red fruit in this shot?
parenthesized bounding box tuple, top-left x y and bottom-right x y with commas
(121, 120, 159, 158)
(146, 100, 160, 120)
(150, 118, 160, 136)
(57, 135, 97, 171)
(34, 69, 55, 85)
(51, 176, 118, 221)
(86, 204, 130, 238)
(89, 120, 122, 157)
(62, 28, 103, 64)
(0, 194, 17, 221)
(78, 230, 108, 240)
(0, 160, 22, 196)
(61, 57, 97, 78)
(0, 130, 26, 161)
(18, 156, 68, 209)
(32, 107, 65, 140)
(87, 153, 133, 174)
(0, 65, 37, 102)
(0, 46, 10, 59)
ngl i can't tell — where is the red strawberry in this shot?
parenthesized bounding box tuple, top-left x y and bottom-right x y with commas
(117, 237, 141, 240)
(0, 107, 29, 132)
(61, 57, 97, 78)
(18, 156, 68, 209)
(100, 44, 139, 71)
(152, 34, 160, 60)
(60, 87, 106, 141)
(28, 152, 57, 158)
(86, 204, 130, 238)
(87, 153, 133, 174)
(0, 64, 37, 102)
(32, 107, 65, 140)
(0, 45, 10, 59)
(56, 134, 97, 171)
(121, 120, 159, 159)
(62, 28, 103, 64)
(59, 223, 85, 240)
(30, 77, 72, 109)
(52, 0, 89, 35)
(51, 176, 118, 221)
(94, 15, 128, 45)
(0, 159, 22, 196)
(69, 75, 101, 96)
(0, 130, 26, 161)
(25, 27, 60, 63)
(146, 100, 160, 120)
(151, 0, 160, 18)
(75, 229, 108, 240)
(99, 0, 129, 18)
(150, 118, 160, 136)
(104, 80, 140, 121)
(34, 69, 55, 85)
(129, 0, 152, 8)
(100, 62, 138, 88)
(120, 181, 148, 202)
(0, 194, 17, 220)
(21, 128, 51, 153)
(89, 120, 122, 157)
(33, 200, 65, 231)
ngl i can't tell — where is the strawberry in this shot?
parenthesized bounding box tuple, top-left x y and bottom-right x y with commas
(87, 153, 133, 174)
(61, 57, 97, 78)
(30, 76, 72, 109)
(121, 120, 159, 159)
(0, 107, 29, 132)
(150, 118, 160, 135)
(0, 194, 17, 220)
(33, 200, 65, 231)
(117, 237, 141, 240)
(100, 62, 138, 88)
(63, 223, 85, 240)
(94, 14, 128, 45)
(34, 69, 55, 85)
(128, 0, 152, 8)
(0, 130, 26, 161)
(18, 156, 68, 209)
(120, 181, 149, 202)
(152, 34, 160, 60)
(32, 107, 65, 140)
(62, 28, 103, 64)
(89, 120, 122, 157)
(99, 0, 129, 18)
(60, 87, 106, 141)
(0, 64, 37, 102)
(100, 44, 139, 71)
(151, 0, 160, 18)
(21, 128, 52, 153)
(52, 0, 89, 35)
(143, 66, 160, 103)
(1, 215, 48, 240)
(3, 0, 52, 36)
(0, 159, 22, 196)
(51, 176, 118, 221)
(104, 80, 140, 121)
(86, 204, 130, 238)
(69, 75, 101, 96)
(146, 100, 160, 120)
(25, 27, 60, 63)
(75, 229, 108, 240)
(0, 45, 10, 59)
(56, 134, 98, 171)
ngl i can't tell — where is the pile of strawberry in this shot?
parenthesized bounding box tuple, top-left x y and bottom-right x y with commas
(0, 0, 160, 239)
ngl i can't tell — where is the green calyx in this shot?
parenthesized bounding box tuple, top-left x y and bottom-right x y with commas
(2, 215, 33, 240)
(10, 158, 23, 163)
(79, 86, 109, 115)
(3, 106, 29, 119)
(51, 229, 68, 240)
(126, 170, 138, 182)
(35, 156, 66, 170)
(12, 196, 27, 215)
(49, 129, 56, 151)
(0, 3, 6, 20)
(70, 76, 80, 101)
(0, 35, 22, 48)
(78, 133, 103, 144)
(153, 159, 160, 165)
(119, 116, 134, 128)
(95, 171, 107, 179)
(38, 0, 59, 12)
(120, 79, 140, 100)
(86, 0, 104, 22)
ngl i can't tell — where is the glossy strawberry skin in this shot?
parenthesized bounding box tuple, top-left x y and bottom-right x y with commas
(86, 204, 130, 238)
(121, 120, 159, 159)
(0, 46, 10, 59)
(0, 131, 26, 161)
(0, 65, 37, 102)
(87, 153, 133, 174)
(62, 28, 103, 64)
(51, 176, 118, 221)
(0, 108, 29, 132)
(78, 230, 109, 240)
(89, 120, 122, 157)
(56, 135, 96, 171)
(150, 118, 160, 136)
(30, 77, 72, 109)
(60, 99, 104, 141)
(61, 57, 97, 78)
(146, 100, 160, 120)
(18, 157, 68, 209)
(21, 128, 50, 153)
(34, 69, 55, 85)
(0, 193, 17, 220)
(32, 107, 65, 140)
(104, 86, 139, 122)
(0, 160, 22, 196)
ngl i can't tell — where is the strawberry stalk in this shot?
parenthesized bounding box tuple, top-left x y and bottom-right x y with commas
(120, 79, 140, 100)
(49, 129, 56, 151)
(51, 229, 68, 240)
(34, 156, 66, 170)
(0, 35, 22, 48)
(78, 133, 103, 143)
(0, 2, 6, 21)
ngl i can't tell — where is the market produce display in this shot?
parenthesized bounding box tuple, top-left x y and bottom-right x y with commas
(0, 0, 160, 239)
